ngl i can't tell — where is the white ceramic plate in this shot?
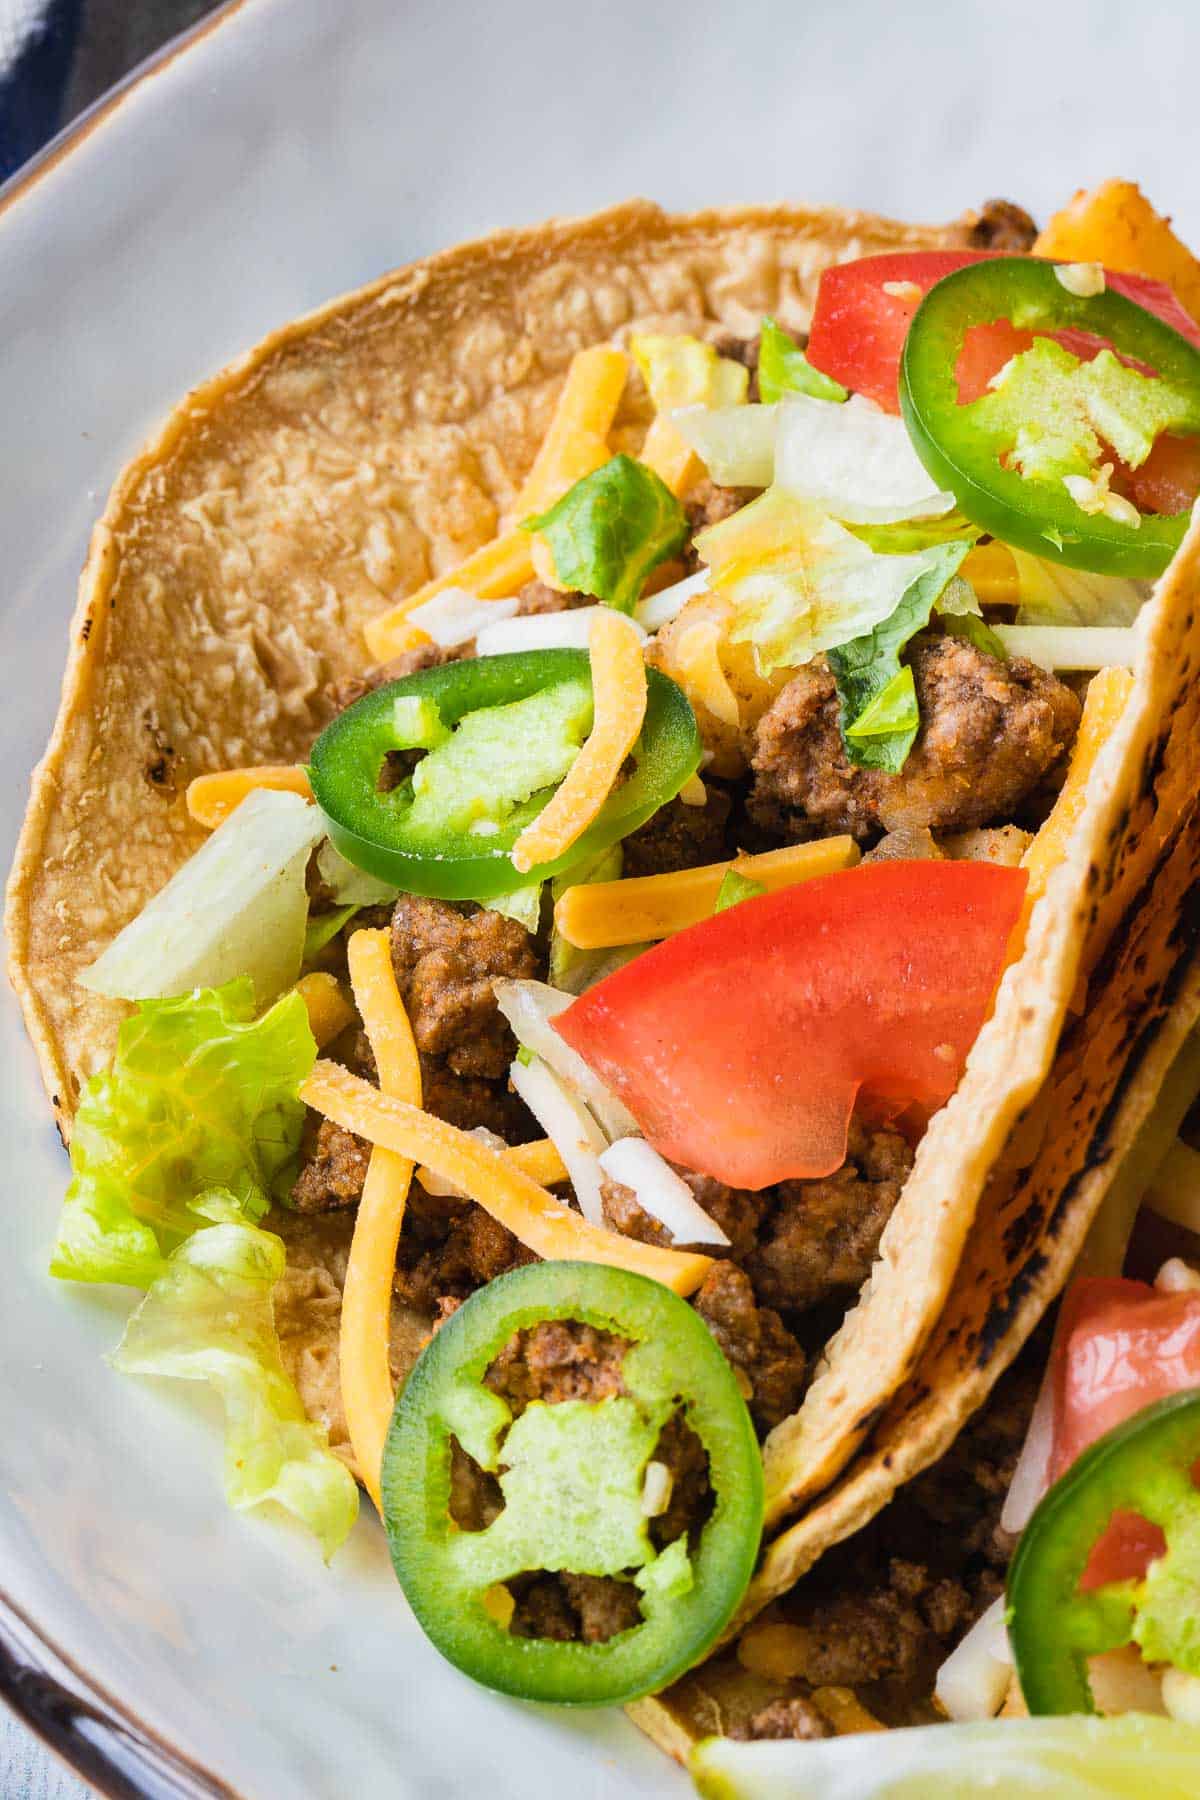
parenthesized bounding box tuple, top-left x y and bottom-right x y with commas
(4, 1, 1200, 1793)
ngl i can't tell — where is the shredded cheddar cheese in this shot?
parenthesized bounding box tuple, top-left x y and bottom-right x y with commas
(186, 764, 313, 829)
(555, 835, 861, 948)
(515, 346, 629, 515)
(295, 972, 356, 1048)
(638, 412, 701, 498)
(414, 1135, 569, 1198)
(338, 930, 423, 1510)
(511, 609, 648, 874)
(300, 1060, 712, 1296)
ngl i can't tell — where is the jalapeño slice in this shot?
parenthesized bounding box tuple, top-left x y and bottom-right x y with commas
(900, 257, 1200, 578)
(1007, 1389, 1200, 1715)
(381, 1260, 763, 1706)
(308, 649, 702, 902)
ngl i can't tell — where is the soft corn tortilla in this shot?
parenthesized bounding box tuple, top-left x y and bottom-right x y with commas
(7, 197, 1200, 1515)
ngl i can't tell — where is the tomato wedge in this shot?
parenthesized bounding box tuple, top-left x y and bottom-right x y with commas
(1046, 1276, 1200, 1588)
(554, 860, 1026, 1191)
(805, 249, 1200, 414)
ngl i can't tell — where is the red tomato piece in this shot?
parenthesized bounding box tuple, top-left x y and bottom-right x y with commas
(1123, 433, 1200, 515)
(805, 250, 1200, 414)
(1049, 1277, 1200, 1483)
(1080, 1510, 1167, 1592)
(554, 861, 1026, 1191)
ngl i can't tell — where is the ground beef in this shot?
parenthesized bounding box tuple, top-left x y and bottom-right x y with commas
(602, 1168, 768, 1261)
(290, 1116, 371, 1212)
(509, 1572, 643, 1643)
(968, 198, 1038, 252)
(325, 641, 462, 715)
(448, 1437, 504, 1532)
(745, 1119, 914, 1313)
(392, 1185, 534, 1312)
(648, 1410, 713, 1550)
(620, 787, 734, 878)
(749, 635, 1080, 842)
(485, 1321, 629, 1415)
(730, 1698, 830, 1742)
(515, 578, 593, 615)
(769, 1558, 982, 1690)
(417, 1053, 534, 1141)
(693, 1263, 808, 1434)
(390, 894, 539, 1080)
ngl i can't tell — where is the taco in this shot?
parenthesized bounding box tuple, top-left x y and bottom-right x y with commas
(9, 180, 1200, 1730)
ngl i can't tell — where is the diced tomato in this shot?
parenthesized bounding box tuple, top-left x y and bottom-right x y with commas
(1047, 1276, 1200, 1587)
(554, 860, 1025, 1191)
(1124, 433, 1200, 515)
(805, 250, 1200, 414)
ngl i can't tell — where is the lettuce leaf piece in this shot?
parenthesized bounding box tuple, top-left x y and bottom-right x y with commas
(111, 1196, 359, 1559)
(314, 839, 399, 906)
(81, 788, 323, 1009)
(489, 883, 544, 933)
(550, 844, 624, 991)
(757, 317, 847, 405)
(698, 488, 968, 678)
(849, 512, 981, 555)
(826, 541, 971, 773)
(943, 612, 1009, 659)
(714, 868, 766, 913)
(51, 981, 315, 1288)
(303, 903, 360, 962)
(523, 454, 689, 613)
(775, 393, 956, 525)
(968, 336, 1194, 483)
(669, 405, 777, 487)
(631, 334, 748, 410)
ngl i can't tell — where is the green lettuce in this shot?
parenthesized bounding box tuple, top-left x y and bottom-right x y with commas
(714, 868, 766, 913)
(943, 611, 1009, 659)
(631, 333, 749, 410)
(523, 454, 689, 613)
(826, 541, 971, 773)
(111, 1195, 358, 1559)
(757, 316, 847, 405)
(52, 981, 315, 1288)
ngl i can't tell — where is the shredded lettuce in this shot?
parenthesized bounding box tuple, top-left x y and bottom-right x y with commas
(111, 1195, 358, 1559)
(757, 317, 847, 405)
(631, 333, 748, 410)
(849, 512, 981, 555)
(549, 844, 623, 990)
(314, 839, 400, 906)
(826, 542, 971, 772)
(668, 405, 777, 488)
(51, 981, 315, 1288)
(714, 868, 766, 912)
(698, 488, 968, 678)
(1009, 547, 1149, 626)
(944, 611, 1009, 659)
(523, 454, 689, 613)
(303, 903, 360, 962)
(489, 884, 544, 933)
(969, 336, 1194, 484)
(775, 393, 956, 525)
(81, 788, 323, 1009)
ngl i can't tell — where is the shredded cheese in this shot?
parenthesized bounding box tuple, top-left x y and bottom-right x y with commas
(338, 930, 422, 1510)
(670, 618, 741, 728)
(295, 972, 356, 1048)
(415, 1135, 569, 1197)
(363, 530, 536, 663)
(515, 347, 629, 515)
(555, 834, 860, 948)
(811, 1687, 886, 1735)
(186, 764, 313, 829)
(300, 1060, 712, 1296)
(638, 412, 701, 497)
(511, 609, 648, 874)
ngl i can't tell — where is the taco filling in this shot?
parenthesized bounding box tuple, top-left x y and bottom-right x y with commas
(11, 179, 1200, 1752)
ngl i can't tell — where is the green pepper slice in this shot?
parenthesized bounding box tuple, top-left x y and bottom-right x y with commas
(1007, 1389, 1200, 1714)
(308, 649, 702, 902)
(900, 258, 1200, 577)
(381, 1260, 764, 1705)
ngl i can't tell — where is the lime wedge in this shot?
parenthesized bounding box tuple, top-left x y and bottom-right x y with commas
(691, 1716, 1200, 1798)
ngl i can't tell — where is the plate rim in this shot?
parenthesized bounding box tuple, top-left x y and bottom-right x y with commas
(0, 10, 263, 1792)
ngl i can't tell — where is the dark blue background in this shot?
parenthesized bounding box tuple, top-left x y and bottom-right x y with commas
(0, 0, 222, 181)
